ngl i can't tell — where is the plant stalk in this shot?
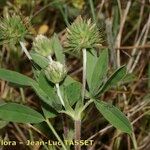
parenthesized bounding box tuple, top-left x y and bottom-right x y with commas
(82, 48, 87, 104)
(81, 99, 94, 112)
(48, 55, 53, 63)
(56, 83, 65, 107)
(20, 41, 32, 60)
(46, 119, 67, 150)
(74, 120, 81, 150)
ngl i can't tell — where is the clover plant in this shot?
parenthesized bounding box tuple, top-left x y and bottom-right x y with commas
(0, 16, 132, 150)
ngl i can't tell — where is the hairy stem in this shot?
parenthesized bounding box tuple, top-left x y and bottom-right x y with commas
(48, 55, 53, 63)
(46, 119, 67, 150)
(20, 41, 32, 60)
(82, 48, 87, 104)
(56, 83, 65, 107)
(74, 120, 81, 150)
(81, 99, 94, 112)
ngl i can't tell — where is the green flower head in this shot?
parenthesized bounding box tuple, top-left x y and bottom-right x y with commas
(44, 61, 67, 84)
(66, 16, 103, 55)
(32, 35, 53, 57)
(0, 15, 27, 45)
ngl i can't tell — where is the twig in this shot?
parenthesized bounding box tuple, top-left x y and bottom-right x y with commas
(127, 15, 149, 71)
(115, 0, 131, 67)
(87, 125, 112, 140)
(116, 45, 150, 50)
(13, 123, 27, 142)
(134, 0, 145, 43)
(128, 14, 150, 73)
(105, 18, 117, 69)
(27, 124, 47, 138)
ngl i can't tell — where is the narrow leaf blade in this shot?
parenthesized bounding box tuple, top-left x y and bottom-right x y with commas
(0, 69, 35, 86)
(95, 100, 132, 134)
(0, 103, 44, 123)
(52, 34, 65, 64)
(38, 72, 62, 108)
(31, 82, 55, 108)
(98, 66, 126, 95)
(30, 52, 49, 68)
(65, 82, 81, 106)
(90, 49, 109, 93)
(86, 49, 98, 89)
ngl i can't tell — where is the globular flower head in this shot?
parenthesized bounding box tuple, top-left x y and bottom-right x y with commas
(32, 35, 53, 57)
(0, 15, 27, 45)
(65, 16, 103, 55)
(44, 61, 67, 84)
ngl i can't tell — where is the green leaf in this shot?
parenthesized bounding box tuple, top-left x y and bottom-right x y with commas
(122, 73, 137, 84)
(31, 82, 56, 108)
(42, 102, 58, 119)
(95, 100, 132, 134)
(97, 66, 126, 95)
(64, 76, 91, 99)
(38, 72, 62, 109)
(0, 103, 44, 123)
(65, 82, 81, 106)
(52, 34, 65, 64)
(86, 49, 98, 89)
(0, 68, 35, 86)
(30, 52, 49, 68)
(63, 75, 77, 86)
(90, 49, 109, 94)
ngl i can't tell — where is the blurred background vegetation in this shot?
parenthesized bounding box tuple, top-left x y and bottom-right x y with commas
(0, 0, 150, 150)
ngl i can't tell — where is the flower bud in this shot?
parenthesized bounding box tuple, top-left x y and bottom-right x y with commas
(44, 61, 67, 84)
(33, 35, 53, 57)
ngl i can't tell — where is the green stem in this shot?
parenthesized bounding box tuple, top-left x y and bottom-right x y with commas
(82, 48, 87, 104)
(48, 55, 53, 63)
(20, 41, 32, 60)
(56, 83, 65, 107)
(45, 119, 67, 150)
(81, 99, 94, 112)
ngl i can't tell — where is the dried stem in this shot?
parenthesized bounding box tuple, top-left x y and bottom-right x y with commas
(128, 14, 150, 73)
(115, 0, 131, 67)
(127, 15, 149, 71)
(105, 18, 117, 69)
